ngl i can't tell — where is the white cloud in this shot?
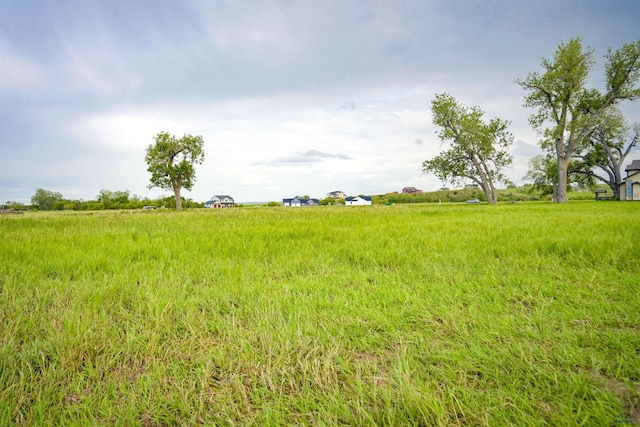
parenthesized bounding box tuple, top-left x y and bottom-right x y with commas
(254, 149, 352, 166)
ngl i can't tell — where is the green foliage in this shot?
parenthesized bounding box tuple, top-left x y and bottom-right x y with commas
(524, 154, 558, 196)
(85, 201, 105, 210)
(3, 201, 27, 210)
(572, 108, 639, 199)
(30, 188, 63, 210)
(518, 37, 640, 202)
(319, 197, 334, 206)
(423, 93, 514, 204)
(605, 40, 640, 100)
(1, 204, 638, 425)
(145, 131, 205, 210)
(161, 195, 201, 209)
(374, 190, 486, 204)
(24, 189, 188, 211)
(519, 38, 595, 137)
(97, 189, 131, 209)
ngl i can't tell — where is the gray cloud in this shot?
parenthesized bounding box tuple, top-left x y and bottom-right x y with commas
(253, 149, 352, 166)
(2, 0, 639, 202)
(512, 140, 542, 157)
(301, 150, 351, 160)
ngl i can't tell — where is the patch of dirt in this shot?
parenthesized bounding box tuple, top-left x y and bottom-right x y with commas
(601, 377, 640, 425)
(62, 387, 92, 406)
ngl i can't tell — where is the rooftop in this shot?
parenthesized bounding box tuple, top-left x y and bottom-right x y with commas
(625, 159, 640, 171)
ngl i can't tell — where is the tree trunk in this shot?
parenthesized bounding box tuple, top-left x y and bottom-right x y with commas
(482, 171, 497, 204)
(490, 182, 498, 204)
(478, 179, 497, 204)
(473, 155, 497, 204)
(604, 174, 622, 200)
(487, 192, 497, 204)
(174, 186, 182, 211)
(612, 169, 622, 200)
(556, 157, 570, 203)
(482, 183, 497, 204)
(612, 184, 621, 200)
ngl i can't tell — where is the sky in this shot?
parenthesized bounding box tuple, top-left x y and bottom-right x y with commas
(1, 0, 639, 204)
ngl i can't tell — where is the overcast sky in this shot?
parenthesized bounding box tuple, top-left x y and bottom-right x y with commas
(1, 0, 639, 204)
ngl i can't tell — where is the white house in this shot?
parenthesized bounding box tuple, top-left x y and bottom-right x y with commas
(345, 196, 372, 206)
(205, 195, 235, 208)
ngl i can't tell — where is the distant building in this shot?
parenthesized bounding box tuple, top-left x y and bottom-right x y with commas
(345, 196, 372, 206)
(282, 198, 320, 207)
(205, 195, 235, 208)
(623, 159, 640, 201)
(464, 183, 479, 189)
(326, 190, 346, 200)
(402, 187, 422, 194)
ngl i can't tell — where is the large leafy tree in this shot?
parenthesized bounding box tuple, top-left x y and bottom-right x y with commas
(518, 38, 640, 202)
(31, 188, 64, 210)
(422, 93, 514, 204)
(145, 132, 205, 211)
(571, 109, 639, 200)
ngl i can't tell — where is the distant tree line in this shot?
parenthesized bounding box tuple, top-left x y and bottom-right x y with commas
(376, 190, 487, 205)
(18, 188, 203, 211)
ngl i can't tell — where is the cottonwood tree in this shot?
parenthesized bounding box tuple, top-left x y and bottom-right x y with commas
(31, 188, 63, 210)
(572, 109, 639, 199)
(145, 132, 205, 211)
(518, 38, 640, 203)
(422, 93, 514, 204)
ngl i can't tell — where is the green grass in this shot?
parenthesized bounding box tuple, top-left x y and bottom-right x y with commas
(1, 203, 639, 426)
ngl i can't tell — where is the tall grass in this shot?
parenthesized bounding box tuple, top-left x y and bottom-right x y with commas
(1, 203, 638, 426)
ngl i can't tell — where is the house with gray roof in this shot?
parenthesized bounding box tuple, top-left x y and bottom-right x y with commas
(282, 197, 320, 207)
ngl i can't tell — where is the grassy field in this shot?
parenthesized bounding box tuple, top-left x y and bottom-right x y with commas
(1, 202, 639, 426)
